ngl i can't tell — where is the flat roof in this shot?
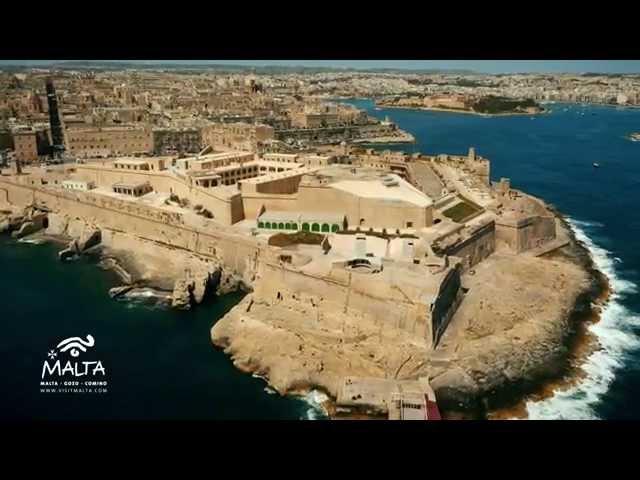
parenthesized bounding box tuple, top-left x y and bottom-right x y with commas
(263, 153, 298, 158)
(187, 150, 254, 162)
(113, 181, 151, 189)
(113, 158, 150, 165)
(241, 166, 318, 184)
(330, 174, 433, 208)
(189, 172, 222, 179)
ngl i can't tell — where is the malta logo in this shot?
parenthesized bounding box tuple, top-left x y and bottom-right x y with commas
(40, 335, 108, 393)
(56, 335, 96, 357)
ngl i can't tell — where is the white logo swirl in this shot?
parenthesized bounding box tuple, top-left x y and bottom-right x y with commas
(56, 335, 95, 357)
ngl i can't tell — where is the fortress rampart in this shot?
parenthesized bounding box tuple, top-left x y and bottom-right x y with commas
(0, 178, 260, 279)
(0, 176, 461, 349)
(72, 164, 244, 225)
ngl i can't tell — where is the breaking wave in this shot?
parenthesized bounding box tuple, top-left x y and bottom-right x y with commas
(300, 390, 330, 420)
(525, 218, 640, 420)
(17, 238, 46, 245)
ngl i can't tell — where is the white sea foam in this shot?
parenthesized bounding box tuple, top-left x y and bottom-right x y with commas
(126, 288, 166, 299)
(17, 238, 45, 245)
(525, 217, 640, 420)
(301, 390, 330, 420)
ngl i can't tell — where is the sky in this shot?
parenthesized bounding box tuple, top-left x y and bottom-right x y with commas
(2, 60, 640, 74)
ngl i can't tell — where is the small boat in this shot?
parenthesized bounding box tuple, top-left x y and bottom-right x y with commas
(593, 162, 600, 168)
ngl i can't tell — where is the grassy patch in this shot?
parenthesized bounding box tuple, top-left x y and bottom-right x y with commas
(442, 201, 482, 223)
(268, 231, 325, 247)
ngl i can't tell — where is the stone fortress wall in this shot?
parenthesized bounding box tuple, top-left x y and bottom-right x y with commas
(254, 256, 461, 349)
(495, 215, 556, 253)
(493, 185, 557, 254)
(0, 178, 259, 280)
(0, 175, 459, 349)
(72, 164, 244, 225)
(439, 220, 496, 270)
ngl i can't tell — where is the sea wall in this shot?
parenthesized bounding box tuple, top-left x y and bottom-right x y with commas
(0, 178, 261, 282)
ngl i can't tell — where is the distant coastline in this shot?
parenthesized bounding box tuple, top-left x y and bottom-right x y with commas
(376, 103, 547, 117)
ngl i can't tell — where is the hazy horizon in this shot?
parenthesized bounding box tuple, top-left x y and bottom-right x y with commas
(2, 60, 640, 74)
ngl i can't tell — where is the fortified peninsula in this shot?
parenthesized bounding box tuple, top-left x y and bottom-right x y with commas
(0, 142, 605, 418)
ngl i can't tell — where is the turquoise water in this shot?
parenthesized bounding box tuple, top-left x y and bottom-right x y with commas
(348, 99, 640, 419)
(0, 238, 319, 420)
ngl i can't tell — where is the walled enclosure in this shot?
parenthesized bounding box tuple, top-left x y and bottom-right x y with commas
(73, 164, 244, 225)
(0, 178, 459, 349)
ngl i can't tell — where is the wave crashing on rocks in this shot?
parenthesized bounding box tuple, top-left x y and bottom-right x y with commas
(526, 218, 640, 420)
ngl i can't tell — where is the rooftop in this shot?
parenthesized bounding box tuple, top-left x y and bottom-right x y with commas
(240, 166, 318, 184)
(113, 181, 151, 189)
(113, 158, 150, 166)
(330, 174, 433, 208)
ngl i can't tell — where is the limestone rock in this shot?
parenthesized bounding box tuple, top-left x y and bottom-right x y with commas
(58, 240, 79, 261)
(192, 272, 210, 305)
(66, 219, 88, 240)
(11, 221, 38, 239)
(216, 269, 243, 295)
(109, 285, 133, 299)
(0, 217, 11, 233)
(77, 227, 101, 252)
(45, 213, 69, 236)
(171, 278, 193, 310)
(430, 367, 479, 411)
(98, 257, 133, 284)
(1, 213, 25, 234)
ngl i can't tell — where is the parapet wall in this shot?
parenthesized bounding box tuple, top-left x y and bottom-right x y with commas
(0, 178, 261, 280)
(442, 221, 496, 270)
(74, 165, 243, 225)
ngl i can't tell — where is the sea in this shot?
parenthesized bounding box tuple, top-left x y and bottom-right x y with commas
(0, 238, 326, 420)
(1, 100, 639, 420)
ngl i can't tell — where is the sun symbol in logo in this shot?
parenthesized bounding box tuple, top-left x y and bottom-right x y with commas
(47, 350, 57, 359)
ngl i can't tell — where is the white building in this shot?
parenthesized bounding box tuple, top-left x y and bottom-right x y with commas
(62, 180, 95, 191)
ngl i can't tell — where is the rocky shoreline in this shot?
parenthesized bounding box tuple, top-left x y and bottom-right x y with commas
(1, 202, 610, 421)
(209, 206, 610, 420)
(430, 211, 609, 419)
(484, 213, 611, 419)
(0, 208, 246, 311)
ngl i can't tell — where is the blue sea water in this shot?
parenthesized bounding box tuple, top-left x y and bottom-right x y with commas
(0, 239, 324, 420)
(1, 100, 639, 420)
(347, 99, 640, 419)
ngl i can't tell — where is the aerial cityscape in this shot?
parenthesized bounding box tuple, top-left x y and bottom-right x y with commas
(1, 60, 639, 421)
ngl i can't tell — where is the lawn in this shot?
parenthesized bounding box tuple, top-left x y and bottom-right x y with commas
(442, 201, 482, 223)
